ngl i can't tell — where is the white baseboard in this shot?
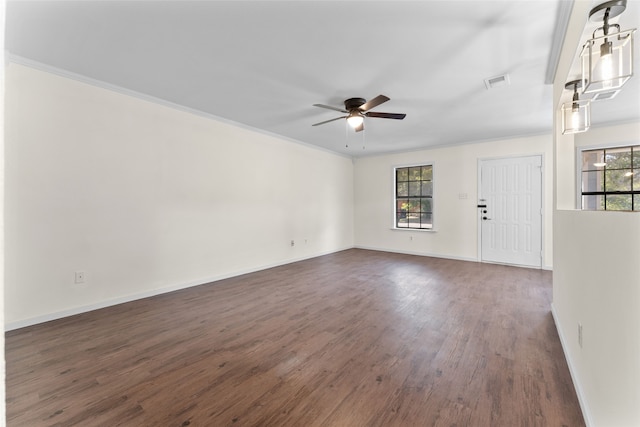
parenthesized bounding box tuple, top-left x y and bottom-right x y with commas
(355, 245, 554, 270)
(551, 304, 593, 427)
(354, 245, 478, 263)
(5, 247, 352, 331)
(4, 245, 546, 331)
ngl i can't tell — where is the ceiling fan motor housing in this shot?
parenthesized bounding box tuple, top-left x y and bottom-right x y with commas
(344, 97, 366, 110)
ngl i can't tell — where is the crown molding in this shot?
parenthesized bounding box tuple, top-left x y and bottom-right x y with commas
(5, 52, 352, 160)
(545, 0, 575, 84)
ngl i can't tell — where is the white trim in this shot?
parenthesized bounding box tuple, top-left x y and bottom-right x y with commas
(5, 53, 352, 160)
(541, 155, 547, 269)
(354, 245, 477, 263)
(5, 242, 550, 330)
(5, 246, 352, 331)
(391, 162, 435, 231)
(575, 142, 640, 210)
(390, 228, 436, 233)
(575, 139, 640, 153)
(477, 158, 484, 263)
(545, 0, 574, 84)
(4, 246, 486, 330)
(551, 304, 594, 427)
(575, 145, 583, 210)
(356, 130, 552, 160)
(480, 259, 550, 271)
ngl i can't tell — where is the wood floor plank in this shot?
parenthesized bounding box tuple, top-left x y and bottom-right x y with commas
(5, 249, 584, 426)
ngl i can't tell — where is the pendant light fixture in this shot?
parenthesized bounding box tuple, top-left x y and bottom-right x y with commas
(581, 0, 636, 94)
(562, 80, 591, 134)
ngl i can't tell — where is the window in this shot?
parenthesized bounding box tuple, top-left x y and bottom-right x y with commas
(581, 145, 640, 211)
(395, 164, 433, 229)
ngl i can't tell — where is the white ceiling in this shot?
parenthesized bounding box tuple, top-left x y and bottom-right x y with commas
(5, 1, 640, 157)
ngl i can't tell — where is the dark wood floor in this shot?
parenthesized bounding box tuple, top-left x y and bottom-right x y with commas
(6, 249, 584, 426)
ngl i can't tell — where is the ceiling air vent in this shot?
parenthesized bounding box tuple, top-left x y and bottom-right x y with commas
(592, 89, 621, 101)
(484, 74, 511, 90)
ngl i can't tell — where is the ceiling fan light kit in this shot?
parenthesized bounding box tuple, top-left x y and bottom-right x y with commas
(580, 0, 636, 94)
(346, 111, 364, 128)
(312, 95, 406, 133)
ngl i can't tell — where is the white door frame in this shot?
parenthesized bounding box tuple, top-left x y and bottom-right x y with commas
(476, 154, 545, 268)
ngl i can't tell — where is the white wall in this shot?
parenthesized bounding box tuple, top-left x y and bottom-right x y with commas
(551, 1, 640, 425)
(353, 135, 553, 268)
(4, 63, 354, 329)
(554, 209, 640, 427)
(553, 122, 640, 427)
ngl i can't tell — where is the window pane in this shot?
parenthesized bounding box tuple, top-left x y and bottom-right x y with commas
(405, 214, 420, 226)
(420, 213, 433, 228)
(582, 150, 605, 170)
(399, 200, 417, 213)
(605, 147, 632, 169)
(396, 168, 408, 181)
(421, 166, 433, 180)
(396, 215, 409, 227)
(634, 171, 640, 191)
(606, 194, 632, 211)
(635, 195, 640, 211)
(409, 182, 421, 196)
(421, 181, 433, 196)
(634, 147, 640, 168)
(582, 195, 604, 210)
(582, 170, 604, 192)
(605, 169, 632, 191)
(409, 167, 421, 181)
(420, 198, 432, 213)
(397, 195, 408, 227)
(396, 182, 408, 197)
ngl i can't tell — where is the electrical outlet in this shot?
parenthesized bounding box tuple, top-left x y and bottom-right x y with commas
(290, 240, 295, 247)
(578, 323, 583, 348)
(75, 271, 86, 284)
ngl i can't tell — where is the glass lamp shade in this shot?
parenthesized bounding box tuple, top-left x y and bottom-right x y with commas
(346, 113, 364, 128)
(581, 28, 635, 94)
(562, 99, 591, 134)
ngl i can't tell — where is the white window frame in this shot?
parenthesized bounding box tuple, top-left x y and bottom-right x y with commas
(392, 162, 435, 231)
(576, 142, 640, 211)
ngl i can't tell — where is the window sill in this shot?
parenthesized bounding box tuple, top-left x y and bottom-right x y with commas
(391, 227, 437, 233)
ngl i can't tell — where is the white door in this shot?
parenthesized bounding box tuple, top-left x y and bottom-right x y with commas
(479, 155, 542, 268)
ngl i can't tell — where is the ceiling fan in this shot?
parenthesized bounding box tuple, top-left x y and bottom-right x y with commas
(312, 95, 406, 132)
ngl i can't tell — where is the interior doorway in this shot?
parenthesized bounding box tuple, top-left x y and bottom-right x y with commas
(478, 155, 543, 268)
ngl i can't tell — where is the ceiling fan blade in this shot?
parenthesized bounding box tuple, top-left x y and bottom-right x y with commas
(313, 104, 348, 113)
(312, 116, 347, 126)
(365, 112, 406, 120)
(355, 122, 364, 132)
(360, 95, 390, 112)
